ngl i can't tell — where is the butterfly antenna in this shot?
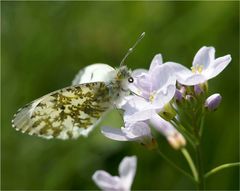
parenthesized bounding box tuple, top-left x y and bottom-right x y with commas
(120, 32, 145, 67)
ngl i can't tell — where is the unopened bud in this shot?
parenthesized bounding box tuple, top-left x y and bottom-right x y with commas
(205, 93, 222, 111)
(175, 89, 183, 102)
(167, 133, 186, 150)
(194, 85, 203, 95)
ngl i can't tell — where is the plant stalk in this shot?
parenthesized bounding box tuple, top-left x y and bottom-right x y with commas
(205, 162, 240, 178)
(181, 148, 198, 182)
(196, 143, 205, 190)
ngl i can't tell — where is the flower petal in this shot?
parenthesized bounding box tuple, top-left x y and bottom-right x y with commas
(149, 54, 163, 72)
(72, 63, 115, 85)
(149, 113, 177, 137)
(129, 71, 152, 98)
(151, 64, 176, 91)
(118, 156, 137, 190)
(122, 122, 152, 140)
(167, 62, 206, 85)
(101, 126, 128, 141)
(154, 84, 176, 108)
(192, 46, 215, 70)
(92, 170, 122, 191)
(204, 55, 231, 80)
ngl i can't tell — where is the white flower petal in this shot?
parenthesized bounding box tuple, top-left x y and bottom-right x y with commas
(124, 109, 156, 123)
(149, 54, 163, 72)
(204, 54, 231, 79)
(101, 126, 128, 141)
(149, 113, 177, 137)
(166, 62, 206, 85)
(154, 84, 176, 108)
(122, 122, 152, 140)
(118, 156, 137, 190)
(192, 46, 215, 70)
(72, 63, 115, 85)
(131, 69, 148, 77)
(92, 170, 122, 191)
(182, 74, 206, 86)
(151, 64, 176, 91)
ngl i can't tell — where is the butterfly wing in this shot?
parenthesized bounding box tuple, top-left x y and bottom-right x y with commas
(12, 82, 112, 140)
(72, 63, 116, 85)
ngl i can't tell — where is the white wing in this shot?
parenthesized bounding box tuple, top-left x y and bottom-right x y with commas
(72, 63, 116, 85)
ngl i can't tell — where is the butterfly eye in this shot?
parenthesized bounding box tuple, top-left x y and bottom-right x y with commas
(128, 77, 134, 83)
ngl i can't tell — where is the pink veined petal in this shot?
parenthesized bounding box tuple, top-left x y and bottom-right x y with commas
(118, 156, 137, 190)
(204, 54, 231, 80)
(149, 54, 163, 72)
(92, 170, 122, 191)
(101, 126, 128, 141)
(192, 46, 215, 70)
(151, 64, 176, 91)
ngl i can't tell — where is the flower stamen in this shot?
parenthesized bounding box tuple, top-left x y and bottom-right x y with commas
(191, 64, 203, 74)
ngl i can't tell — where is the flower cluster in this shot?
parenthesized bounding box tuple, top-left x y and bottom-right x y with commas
(92, 46, 232, 190)
(101, 46, 231, 150)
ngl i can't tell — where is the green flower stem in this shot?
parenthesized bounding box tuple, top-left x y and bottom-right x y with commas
(204, 162, 240, 178)
(195, 144, 205, 190)
(156, 149, 195, 183)
(181, 148, 199, 182)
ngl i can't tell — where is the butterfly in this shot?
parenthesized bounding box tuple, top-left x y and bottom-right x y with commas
(11, 32, 145, 140)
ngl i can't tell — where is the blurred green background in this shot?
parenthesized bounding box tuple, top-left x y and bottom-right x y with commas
(2, 1, 239, 190)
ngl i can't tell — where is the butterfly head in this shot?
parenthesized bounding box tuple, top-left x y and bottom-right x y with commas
(115, 65, 134, 88)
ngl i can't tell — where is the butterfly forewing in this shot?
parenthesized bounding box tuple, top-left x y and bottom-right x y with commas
(12, 82, 111, 139)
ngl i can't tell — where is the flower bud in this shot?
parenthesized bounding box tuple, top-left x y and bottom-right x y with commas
(167, 133, 186, 150)
(174, 89, 183, 102)
(194, 85, 203, 95)
(205, 93, 222, 111)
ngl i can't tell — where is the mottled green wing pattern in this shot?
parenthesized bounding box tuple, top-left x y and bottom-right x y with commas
(12, 82, 111, 139)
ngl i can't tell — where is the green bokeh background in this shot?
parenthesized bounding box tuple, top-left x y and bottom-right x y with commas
(2, 1, 239, 190)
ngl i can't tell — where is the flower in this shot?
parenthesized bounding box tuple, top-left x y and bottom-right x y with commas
(101, 121, 157, 149)
(129, 54, 176, 107)
(167, 46, 231, 86)
(205, 93, 222, 111)
(118, 55, 185, 149)
(92, 156, 137, 191)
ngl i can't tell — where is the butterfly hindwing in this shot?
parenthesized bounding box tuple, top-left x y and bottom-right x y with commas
(12, 82, 111, 139)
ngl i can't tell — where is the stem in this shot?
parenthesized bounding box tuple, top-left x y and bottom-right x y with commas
(181, 148, 198, 182)
(195, 144, 205, 190)
(204, 162, 240, 178)
(199, 115, 205, 137)
(156, 149, 195, 183)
